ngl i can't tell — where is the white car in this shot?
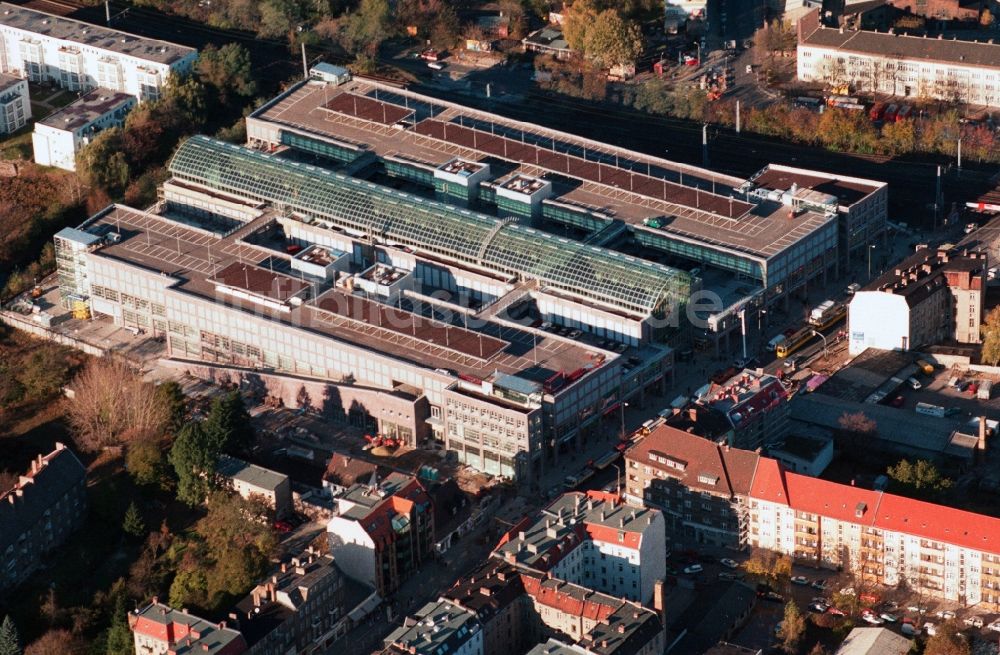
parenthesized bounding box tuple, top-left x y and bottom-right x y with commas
(987, 619, 1000, 633)
(683, 564, 704, 574)
(720, 558, 739, 569)
(964, 616, 984, 629)
(925, 622, 938, 636)
(907, 376, 922, 390)
(790, 576, 809, 585)
(935, 609, 956, 620)
(861, 611, 884, 625)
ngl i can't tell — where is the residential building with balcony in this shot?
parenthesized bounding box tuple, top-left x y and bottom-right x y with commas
(0, 443, 86, 595)
(382, 599, 483, 655)
(493, 491, 665, 604)
(623, 425, 760, 550)
(129, 599, 247, 655)
(848, 246, 986, 354)
(797, 8, 1000, 108)
(0, 72, 27, 134)
(327, 472, 434, 596)
(231, 547, 349, 655)
(692, 369, 790, 450)
(0, 2, 196, 100)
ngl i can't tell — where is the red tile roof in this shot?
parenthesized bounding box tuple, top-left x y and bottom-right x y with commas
(751, 458, 1000, 551)
(519, 574, 619, 622)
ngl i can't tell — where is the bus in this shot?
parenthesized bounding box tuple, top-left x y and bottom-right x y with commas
(776, 325, 817, 358)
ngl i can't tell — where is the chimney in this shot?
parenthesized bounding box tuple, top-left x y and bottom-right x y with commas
(504, 550, 517, 564)
(688, 407, 698, 422)
(281, 563, 287, 573)
(653, 579, 666, 624)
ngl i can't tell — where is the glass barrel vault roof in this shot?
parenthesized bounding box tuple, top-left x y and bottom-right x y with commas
(168, 136, 690, 316)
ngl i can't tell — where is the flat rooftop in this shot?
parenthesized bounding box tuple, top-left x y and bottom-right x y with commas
(0, 2, 195, 65)
(39, 88, 133, 131)
(249, 80, 836, 260)
(216, 455, 287, 491)
(84, 205, 602, 381)
(749, 164, 881, 208)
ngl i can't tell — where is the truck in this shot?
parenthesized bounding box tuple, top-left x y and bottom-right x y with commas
(915, 359, 934, 375)
(915, 402, 946, 418)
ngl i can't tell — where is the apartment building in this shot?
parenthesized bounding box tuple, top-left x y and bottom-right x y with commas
(443, 560, 664, 655)
(630, 424, 1000, 609)
(327, 472, 434, 596)
(231, 548, 348, 655)
(848, 246, 986, 354)
(217, 455, 292, 519)
(32, 88, 134, 171)
(0, 2, 196, 100)
(0, 72, 27, 134)
(0, 443, 86, 595)
(691, 369, 790, 450)
(382, 600, 483, 655)
(129, 599, 247, 655)
(493, 491, 665, 604)
(797, 8, 1000, 108)
(624, 426, 760, 550)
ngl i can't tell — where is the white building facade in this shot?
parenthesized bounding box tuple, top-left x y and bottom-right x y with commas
(0, 2, 196, 101)
(0, 72, 27, 134)
(32, 89, 134, 171)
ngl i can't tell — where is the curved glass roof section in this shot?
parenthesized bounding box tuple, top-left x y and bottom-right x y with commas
(168, 136, 690, 315)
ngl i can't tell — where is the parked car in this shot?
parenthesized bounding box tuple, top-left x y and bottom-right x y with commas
(790, 576, 810, 585)
(808, 602, 830, 613)
(719, 572, 744, 581)
(901, 622, 918, 636)
(880, 613, 898, 623)
(846, 282, 862, 295)
(683, 564, 704, 574)
(273, 520, 293, 533)
(734, 357, 758, 369)
(907, 376, 922, 390)
(987, 618, 1000, 633)
(964, 616, 985, 628)
(935, 610, 956, 620)
(811, 579, 828, 591)
(925, 622, 938, 636)
(888, 395, 904, 408)
(861, 610, 884, 625)
(783, 356, 801, 370)
(720, 558, 739, 569)
(762, 591, 785, 603)
(826, 607, 846, 617)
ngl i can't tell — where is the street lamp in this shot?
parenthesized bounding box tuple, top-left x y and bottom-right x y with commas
(611, 462, 622, 496)
(619, 401, 630, 442)
(812, 329, 829, 359)
(868, 244, 876, 280)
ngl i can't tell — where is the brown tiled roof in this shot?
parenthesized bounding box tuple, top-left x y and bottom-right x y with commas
(626, 425, 760, 498)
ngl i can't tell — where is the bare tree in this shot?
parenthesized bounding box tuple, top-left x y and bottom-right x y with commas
(67, 357, 169, 452)
(0, 470, 16, 495)
(25, 629, 86, 655)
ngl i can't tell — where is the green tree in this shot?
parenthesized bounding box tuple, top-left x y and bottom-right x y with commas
(925, 620, 970, 655)
(0, 615, 21, 655)
(123, 501, 146, 539)
(562, 0, 599, 51)
(168, 421, 220, 506)
(983, 307, 1000, 365)
(196, 44, 258, 104)
(17, 345, 70, 401)
(780, 601, 806, 652)
(339, 0, 392, 57)
(155, 381, 188, 432)
(76, 128, 130, 195)
(168, 568, 209, 609)
(104, 581, 133, 655)
(584, 9, 642, 68)
(887, 459, 953, 497)
(127, 436, 169, 487)
(204, 390, 254, 453)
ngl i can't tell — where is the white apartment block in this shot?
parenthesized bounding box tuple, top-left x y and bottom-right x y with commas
(797, 11, 1000, 108)
(32, 88, 134, 171)
(494, 492, 666, 605)
(0, 72, 27, 133)
(0, 3, 196, 101)
(750, 457, 1000, 607)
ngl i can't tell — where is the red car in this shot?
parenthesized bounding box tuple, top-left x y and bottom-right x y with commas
(273, 520, 293, 533)
(889, 395, 904, 408)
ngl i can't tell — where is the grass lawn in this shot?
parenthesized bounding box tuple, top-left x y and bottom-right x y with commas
(27, 83, 57, 102)
(47, 89, 79, 109)
(0, 128, 33, 160)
